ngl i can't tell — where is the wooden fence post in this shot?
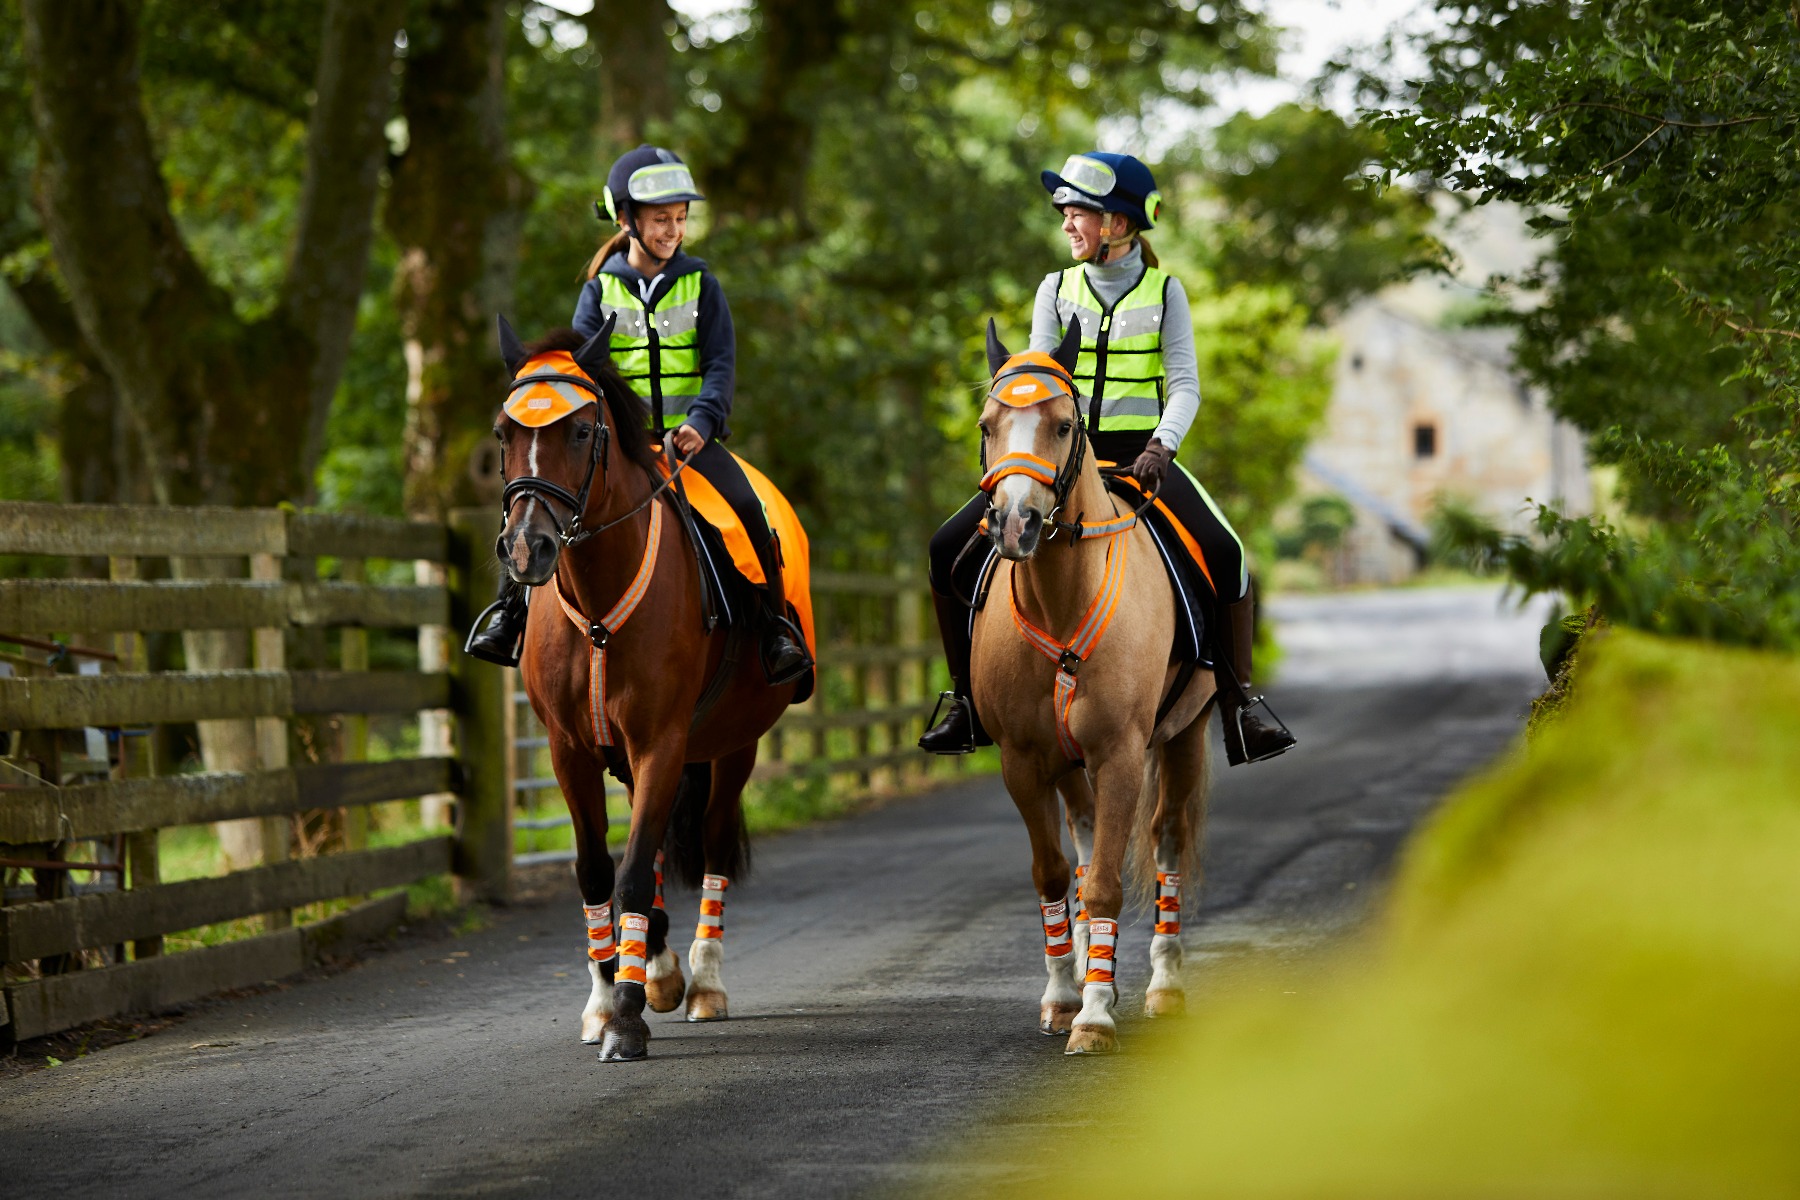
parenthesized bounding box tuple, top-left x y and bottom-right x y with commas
(447, 508, 510, 904)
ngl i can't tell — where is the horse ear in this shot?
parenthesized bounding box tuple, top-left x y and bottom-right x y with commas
(573, 313, 617, 380)
(1051, 317, 1082, 376)
(497, 314, 527, 376)
(985, 318, 1010, 378)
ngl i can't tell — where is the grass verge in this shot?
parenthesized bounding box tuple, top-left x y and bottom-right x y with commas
(971, 629, 1800, 1197)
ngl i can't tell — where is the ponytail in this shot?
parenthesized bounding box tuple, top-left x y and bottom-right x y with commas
(1137, 236, 1159, 268)
(584, 229, 631, 281)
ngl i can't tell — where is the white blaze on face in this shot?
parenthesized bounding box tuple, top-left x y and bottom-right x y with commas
(995, 406, 1043, 511)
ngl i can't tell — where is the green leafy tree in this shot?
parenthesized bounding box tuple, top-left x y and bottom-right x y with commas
(1369, 1, 1800, 647)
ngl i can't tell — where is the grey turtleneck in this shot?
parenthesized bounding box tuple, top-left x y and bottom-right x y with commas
(1028, 241, 1201, 452)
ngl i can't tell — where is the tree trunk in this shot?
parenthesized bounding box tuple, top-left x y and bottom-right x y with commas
(388, 0, 532, 521)
(22, 0, 403, 506)
(585, 0, 676, 150)
(703, 0, 846, 226)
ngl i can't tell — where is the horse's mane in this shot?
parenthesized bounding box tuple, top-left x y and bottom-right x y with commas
(521, 328, 658, 473)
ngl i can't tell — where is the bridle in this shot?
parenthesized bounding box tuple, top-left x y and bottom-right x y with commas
(978, 364, 1161, 544)
(498, 369, 695, 549)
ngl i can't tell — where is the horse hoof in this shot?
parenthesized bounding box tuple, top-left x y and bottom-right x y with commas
(1039, 1003, 1079, 1036)
(598, 1017, 650, 1062)
(1064, 1024, 1117, 1055)
(1145, 988, 1186, 1019)
(580, 1018, 606, 1045)
(686, 989, 729, 1022)
(645, 955, 687, 1014)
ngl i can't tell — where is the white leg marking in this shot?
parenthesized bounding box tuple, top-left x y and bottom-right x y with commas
(581, 958, 615, 1043)
(1042, 952, 1081, 1010)
(647, 947, 680, 983)
(689, 936, 725, 994)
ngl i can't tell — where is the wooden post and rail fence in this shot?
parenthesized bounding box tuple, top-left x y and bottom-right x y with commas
(0, 501, 953, 1045)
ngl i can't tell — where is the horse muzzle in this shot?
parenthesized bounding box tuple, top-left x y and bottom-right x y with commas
(497, 521, 560, 586)
(989, 501, 1045, 561)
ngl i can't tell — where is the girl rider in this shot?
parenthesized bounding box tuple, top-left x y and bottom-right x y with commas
(918, 151, 1296, 767)
(466, 145, 812, 688)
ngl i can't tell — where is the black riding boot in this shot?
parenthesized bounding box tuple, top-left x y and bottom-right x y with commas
(757, 533, 813, 687)
(918, 588, 991, 755)
(1215, 588, 1297, 766)
(465, 577, 530, 667)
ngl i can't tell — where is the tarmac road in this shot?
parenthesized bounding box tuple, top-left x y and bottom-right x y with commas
(0, 586, 1547, 1199)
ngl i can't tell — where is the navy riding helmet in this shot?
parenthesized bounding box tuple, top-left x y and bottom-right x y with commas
(1040, 151, 1163, 231)
(600, 145, 706, 224)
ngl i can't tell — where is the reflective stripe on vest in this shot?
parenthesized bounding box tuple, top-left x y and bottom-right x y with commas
(1054, 265, 1169, 432)
(596, 271, 704, 432)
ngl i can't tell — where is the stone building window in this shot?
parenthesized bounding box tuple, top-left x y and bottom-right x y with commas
(1413, 422, 1438, 459)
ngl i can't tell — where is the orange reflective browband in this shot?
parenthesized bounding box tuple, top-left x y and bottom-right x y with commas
(551, 496, 665, 749)
(1008, 531, 1130, 761)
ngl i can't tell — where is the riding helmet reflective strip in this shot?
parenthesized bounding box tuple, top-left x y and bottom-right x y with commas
(550, 495, 665, 749)
(1007, 530, 1129, 762)
(627, 161, 702, 205)
(584, 900, 616, 963)
(596, 271, 703, 433)
(695, 874, 728, 941)
(616, 912, 650, 985)
(1154, 871, 1181, 937)
(1041, 151, 1162, 231)
(1056, 265, 1169, 432)
(1040, 897, 1073, 958)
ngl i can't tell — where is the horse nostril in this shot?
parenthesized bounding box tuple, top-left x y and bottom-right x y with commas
(494, 535, 507, 560)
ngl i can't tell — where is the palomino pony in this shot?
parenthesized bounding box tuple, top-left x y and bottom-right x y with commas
(492, 316, 805, 1062)
(971, 321, 1215, 1055)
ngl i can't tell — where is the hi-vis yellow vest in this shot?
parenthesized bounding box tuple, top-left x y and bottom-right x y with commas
(595, 271, 703, 432)
(1054, 264, 1169, 431)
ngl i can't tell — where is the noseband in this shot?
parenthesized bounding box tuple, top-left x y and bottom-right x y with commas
(500, 371, 613, 548)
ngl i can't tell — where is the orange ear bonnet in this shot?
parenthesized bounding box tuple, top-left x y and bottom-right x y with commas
(503, 351, 602, 428)
(988, 350, 1076, 408)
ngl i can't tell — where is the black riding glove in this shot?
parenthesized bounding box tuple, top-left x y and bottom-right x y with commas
(1131, 440, 1176, 493)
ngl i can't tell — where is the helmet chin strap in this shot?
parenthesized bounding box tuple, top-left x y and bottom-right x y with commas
(622, 212, 679, 271)
(1084, 214, 1133, 266)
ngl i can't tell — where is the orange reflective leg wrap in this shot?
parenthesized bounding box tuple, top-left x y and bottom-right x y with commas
(1073, 863, 1090, 923)
(1154, 871, 1181, 937)
(1040, 897, 1073, 958)
(653, 850, 666, 911)
(695, 874, 728, 941)
(1084, 917, 1118, 986)
(617, 912, 649, 985)
(584, 901, 616, 963)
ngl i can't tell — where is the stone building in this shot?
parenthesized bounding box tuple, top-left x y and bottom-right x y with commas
(1301, 302, 1590, 585)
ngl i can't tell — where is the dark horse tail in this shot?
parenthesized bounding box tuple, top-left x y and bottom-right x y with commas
(662, 762, 751, 889)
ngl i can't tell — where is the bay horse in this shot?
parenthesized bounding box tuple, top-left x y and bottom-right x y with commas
(970, 321, 1215, 1055)
(491, 316, 804, 1062)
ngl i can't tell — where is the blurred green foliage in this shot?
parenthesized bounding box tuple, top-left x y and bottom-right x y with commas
(0, 0, 1387, 578)
(1369, 2, 1800, 648)
(970, 629, 1800, 1195)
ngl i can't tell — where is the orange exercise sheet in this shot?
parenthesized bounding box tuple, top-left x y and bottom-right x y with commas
(657, 449, 816, 656)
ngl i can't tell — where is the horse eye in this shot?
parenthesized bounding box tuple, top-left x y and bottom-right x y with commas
(1057, 420, 1072, 437)
(977, 422, 989, 438)
(574, 424, 592, 442)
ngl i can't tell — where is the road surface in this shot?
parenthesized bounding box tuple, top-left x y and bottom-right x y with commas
(1, 585, 1547, 1198)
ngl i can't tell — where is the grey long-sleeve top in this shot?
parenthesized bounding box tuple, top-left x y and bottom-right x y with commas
(1028, 241, 1200, 452)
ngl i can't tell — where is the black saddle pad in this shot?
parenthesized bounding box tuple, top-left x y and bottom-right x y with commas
(953, 486, 1211, 668)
